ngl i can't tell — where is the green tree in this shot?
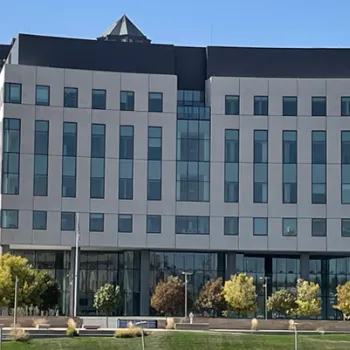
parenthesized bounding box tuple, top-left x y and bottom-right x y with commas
(93, 283, 122, 327)
(334, 281, 350, 319)
(223, 273, 257, 316)
(36, 272, 62, 312)
(267, 289, 297, 316)
(295, 279, 321, 317)
(151, 276, 185, 316)
(195, 278, 226, 317)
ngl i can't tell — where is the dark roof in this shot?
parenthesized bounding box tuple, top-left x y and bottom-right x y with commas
(9, 32, 350, 91)
(0, 44, 11, 70)
(99, 15, 150, 43)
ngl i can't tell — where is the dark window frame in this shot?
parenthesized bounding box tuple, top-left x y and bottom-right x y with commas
(1, 209, 18, 229)
(282, 96, 297, 116)
(4, 82, 22, 104)
(32, 210, 47, 230)
(118, 214, 133, 233)
(148, 92, 163, 113)
(35, 85, 50, 106)
(312, 218, 327, 237)
(120, 90, 135, 111)
(225, 95, 239, 115)
(64, 87, 78, 108)
(147, 215, 161, 233)
(92, 89, 107, 110)
(312, 96, 327, 116)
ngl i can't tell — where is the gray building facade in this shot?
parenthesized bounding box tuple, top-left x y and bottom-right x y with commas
(1, 15, 350, 318)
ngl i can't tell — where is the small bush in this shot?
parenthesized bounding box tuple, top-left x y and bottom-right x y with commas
(10, 328, 30, 342)
(127, 321, 134, 329)
(66, 318, 78, 337)
(166, 317, 175, 329)
(33, 318, 49, 327)
(251, 318, 259, 331)
(114, 328, 148, 338)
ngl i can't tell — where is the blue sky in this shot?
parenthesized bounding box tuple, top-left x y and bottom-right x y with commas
(1, 0, 350, 48)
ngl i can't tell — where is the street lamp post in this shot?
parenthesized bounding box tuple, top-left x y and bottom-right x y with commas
(289, 320, 299, 350)
(73, 213, 80, 318)
(13, 276, 18, 329)
(135, 321, 147, 350)
(182, 271, 193, 320)
(259, 276, 269, 320)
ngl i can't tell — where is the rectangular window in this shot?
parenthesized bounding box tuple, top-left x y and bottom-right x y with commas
(341, 219, 350, 237)
(149, 92, 163, 112)
(120, 91, 135, 111)
(119, 126, 134, 200)
(4, 83, 21, 104)
(283, 131, 297, 204)
(33, 210, 47, 230)
(225, 129, 239, 203)
(254, 96, 268, 116)
(61, 212, 75, 231)
(283, 96, 297, 116)
(148, 127, 162, 201)
(342, 131, 350, 204)
(224, 217, 238, 235)
(253, 217, 268, 236)
(225, 95, 239, 115)
(35, 85, 50, 106)
(62, 122, 77, 197)
(89, 213, 104, 232)
(175, 216, 210, 235)
(1, 209, 18, 229)
(118, 214, 133, 233)
(312, 218, 326, 237)
(90, 124, 105, 199)
(92, 89, 106, 110)
(34, 121, 49, 196)
(2, 118, 21, 195)
(147, 215, 161, 233)
(312, 97, 326, 116)
(254, 130, 268, 203)
(341, 97, 350, 116)
(64, 87, 78, 108)
(282, 218, 297, 236)
(312, 131, 327, 204)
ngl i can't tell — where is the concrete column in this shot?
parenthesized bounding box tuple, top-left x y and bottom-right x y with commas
(140, 250, 150, 316)
(300, 253, 310, 280)
(0, 245, 10, 255)
(225, 252, 236, 280)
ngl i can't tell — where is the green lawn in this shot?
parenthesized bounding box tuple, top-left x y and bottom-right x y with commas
(3, 332, 350, 349)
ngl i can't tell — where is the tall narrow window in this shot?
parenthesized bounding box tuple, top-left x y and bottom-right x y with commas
(176, 90, 210, 202)
(148, 126, 162, 200)
(253, 130, 268, 203)
(254, 96, 268, 116)
(224, 217, 238, 235)
(92, 89, 106, 110)
(341, 219, 350, 237)
(225, 95, 239, 115)
(312, 131, 327, 204)
(341, 97, 350, 116)
(118, 214, 133, 233)
(283, 131, 297, 203)
(312, 97, 326, 116)
(90, 124, 105, 199)
(283, 96, 297, 116)
(119, 126, 134, 200)
(89, 213, 104, 232)
(2, 118, 20, 194)
(33, 210, 47, 230)
(224, 129, 239, 202)
(342, 131, 350, 203)
(4, 83, 21, 104)
(149, 92, 163, 112)
(312, 218, 326, 237)
(62, 122, 77, 197)
(35, 85, 50, 106)
(120, 91, 135, 111)
(34, 120, 49, 196)
(64, 87, 78, 108)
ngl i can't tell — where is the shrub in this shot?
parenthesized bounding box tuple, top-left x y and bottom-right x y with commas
(10, 327, 30, 342)
(251, 318, 259, 331)
(33, 318, 49, 327)
(114, 328, 148, 338)
(165, 317, 175, 329)
(66, 318, 78, 337)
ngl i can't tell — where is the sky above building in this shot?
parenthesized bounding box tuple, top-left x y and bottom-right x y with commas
(1, 0, 350, 48)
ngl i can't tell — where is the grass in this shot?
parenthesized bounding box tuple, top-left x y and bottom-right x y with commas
(2, 332, 350, 349)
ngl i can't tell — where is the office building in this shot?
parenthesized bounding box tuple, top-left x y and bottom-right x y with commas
(1, 15, 350, 318)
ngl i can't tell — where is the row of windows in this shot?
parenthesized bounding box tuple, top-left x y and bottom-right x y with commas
(225, 95, 350, 116)
(2, 209, 350, 238)
(4, 83, 163, 112)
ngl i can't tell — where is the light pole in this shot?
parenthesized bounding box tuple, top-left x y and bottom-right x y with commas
(73, 213, 80, 318)
(289, 320, 299, 350)
(135, 321, 147, 350)
(13, 276, 18, 329)
(259, 276, 269, 320)
(182, 271, 193, 320)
